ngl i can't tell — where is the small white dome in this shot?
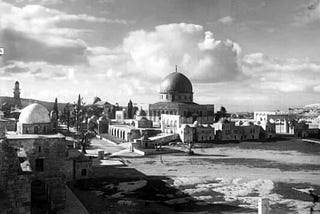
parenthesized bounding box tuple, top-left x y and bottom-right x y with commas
(19, 103, 50, 124)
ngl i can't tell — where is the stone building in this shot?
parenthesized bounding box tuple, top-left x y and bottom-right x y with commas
(0, 111, 16, 132)
(97, 115, 109, 134)
(89, 98, 114, 119)
(149, 72, 214, 123)
(133, 117, 153, 129)
(254, 111, 296, 134)
(194, 124, 215, 142)
(178, 122, 215, 143)
(161, 114, 193, 134)
(1, 103, 92, 213)
(108, 124, 140, 141)
(255, 120, 276, 139)
(212, 120, 236, 141)
(6, 133, 67, 212)
(132, 108, 153, 129)
(213, 120, 261, 141)
(17, 103, 53, 134)
(0, 139, 31, 214)
(238, 122, 261, 140)
(108, 123, 160, 142)
(115, 110, 126, 123)
(178, 124, 193, 144)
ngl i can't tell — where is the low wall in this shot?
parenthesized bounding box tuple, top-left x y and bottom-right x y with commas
(149, 134, 179, 145)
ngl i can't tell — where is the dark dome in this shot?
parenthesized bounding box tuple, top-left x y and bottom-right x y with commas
(93, 96, 101, 104)
(160, 72, 193, 94)
(136, 107, 147, 117)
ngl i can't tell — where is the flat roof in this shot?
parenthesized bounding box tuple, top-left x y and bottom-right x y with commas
(6, 132, 65, 140)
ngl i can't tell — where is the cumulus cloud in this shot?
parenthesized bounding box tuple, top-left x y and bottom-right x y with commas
(2, 28, 88, 65)
(294, 0, 320, 25)
(15, 0, 64, 5)
(0, 1, 127, 66)
(0, 61, 76, 81)
(120, 23, 244, 83)
(218, 16, 234, 24)
(242, 53, 320, 93)
(3, 64, 30, 74)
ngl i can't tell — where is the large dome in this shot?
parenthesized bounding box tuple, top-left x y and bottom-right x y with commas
(19, 103, 51, 124)
(160, 72, 193, 94)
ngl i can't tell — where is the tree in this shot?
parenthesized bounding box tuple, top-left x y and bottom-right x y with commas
(80, 130, 96, 154)
(62, 103, 71, 132)
(215, 106, 228, 122)
(77, 94, 81, 109)
(127, 100, 133, 119)
(53, 97, 59, 120)
(75, 94, 82, 130)
(132, 106, 138, 116)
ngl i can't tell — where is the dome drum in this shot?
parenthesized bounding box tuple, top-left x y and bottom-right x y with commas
(160, 92, 193, 103)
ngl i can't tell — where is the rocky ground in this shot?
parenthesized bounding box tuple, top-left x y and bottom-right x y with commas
(72, 137, 320, 214)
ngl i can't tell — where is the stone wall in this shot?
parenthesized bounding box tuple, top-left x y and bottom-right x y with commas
(0, 119, 16, 132)
(7, 136, 67, 211)
(0, 140, 31, 214)
(17, 122, 53, 134)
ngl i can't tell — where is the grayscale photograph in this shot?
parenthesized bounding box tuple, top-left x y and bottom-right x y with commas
(0, 0, 320, 213)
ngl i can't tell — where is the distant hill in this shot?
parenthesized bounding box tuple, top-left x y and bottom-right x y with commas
(304, 103, 320, 109)
(288, 103, 320, 121)
(0, 96, 68, 111)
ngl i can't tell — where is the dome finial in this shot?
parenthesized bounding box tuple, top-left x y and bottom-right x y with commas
(175, 64, 178, 73)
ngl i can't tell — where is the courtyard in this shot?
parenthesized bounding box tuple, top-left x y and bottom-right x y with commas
(73, 137, 320, 214)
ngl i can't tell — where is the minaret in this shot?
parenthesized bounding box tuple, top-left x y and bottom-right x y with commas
(13, 81, 21, 108)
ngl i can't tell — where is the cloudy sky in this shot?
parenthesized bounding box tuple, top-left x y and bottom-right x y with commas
(1, 0, 320, 112)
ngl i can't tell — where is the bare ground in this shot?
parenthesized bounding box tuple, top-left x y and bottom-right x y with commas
(72, 138, 320, 214)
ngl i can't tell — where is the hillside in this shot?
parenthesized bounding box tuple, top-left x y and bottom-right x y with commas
(0, 96, 68, 111)
(289, 103, 320, 121)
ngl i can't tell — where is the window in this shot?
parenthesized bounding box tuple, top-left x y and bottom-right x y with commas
(38, 146, 41, 153)
(81, 169, 87, 176)
(35, 159, 44, 171)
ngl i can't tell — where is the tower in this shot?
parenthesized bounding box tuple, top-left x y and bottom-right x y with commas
(13, 81, 21, 108)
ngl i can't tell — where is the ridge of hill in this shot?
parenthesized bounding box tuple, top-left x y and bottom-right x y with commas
(0, 96, 68, 111)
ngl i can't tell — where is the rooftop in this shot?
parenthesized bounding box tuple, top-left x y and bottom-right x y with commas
(6, 132, 65, 140)
(19, 103, 51, 124)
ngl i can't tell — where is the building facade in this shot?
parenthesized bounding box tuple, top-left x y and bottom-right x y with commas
(149, 72, 214, 123)
(17, 103, 53, 134)
(1, 103, 92, 214)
